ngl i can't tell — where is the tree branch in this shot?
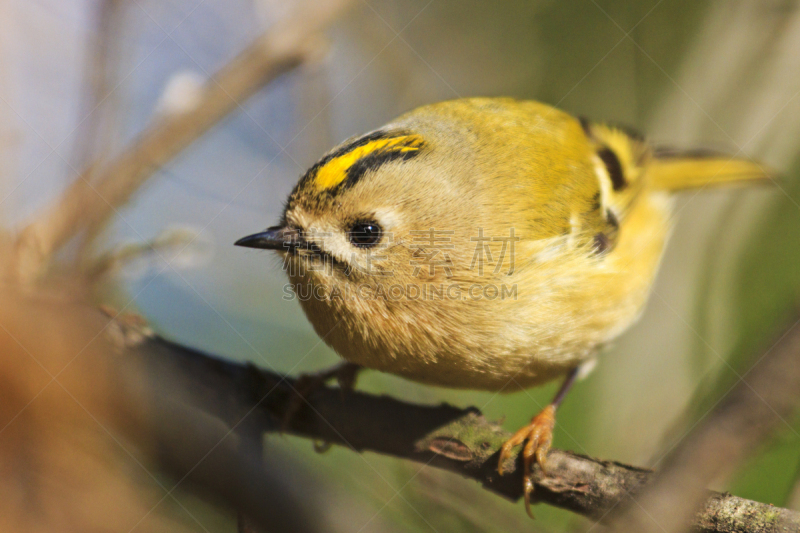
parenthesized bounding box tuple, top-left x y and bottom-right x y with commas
(127, 333, 800, 533)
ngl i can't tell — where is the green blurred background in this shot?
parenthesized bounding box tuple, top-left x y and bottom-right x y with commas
(4, 0, 800, 530)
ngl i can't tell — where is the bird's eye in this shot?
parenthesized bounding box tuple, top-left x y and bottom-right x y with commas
(348, 221, 383, 248)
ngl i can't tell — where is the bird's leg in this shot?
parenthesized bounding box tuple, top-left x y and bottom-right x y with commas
(282, 362, 361, 431)
(297, 361, 361, 392)
(497, 366, 581, 518)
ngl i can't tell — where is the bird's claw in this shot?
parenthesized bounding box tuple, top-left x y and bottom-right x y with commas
(497, 404, 556, 518)
(281, 363, 360, 431)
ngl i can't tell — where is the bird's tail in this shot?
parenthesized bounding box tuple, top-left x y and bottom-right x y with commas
(648, 148, 772, 191)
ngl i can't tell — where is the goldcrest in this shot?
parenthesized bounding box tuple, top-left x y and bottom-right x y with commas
(236, 98, 769, 515)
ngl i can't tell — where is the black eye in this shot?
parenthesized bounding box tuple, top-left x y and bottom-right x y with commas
(348, 221, 383, 248)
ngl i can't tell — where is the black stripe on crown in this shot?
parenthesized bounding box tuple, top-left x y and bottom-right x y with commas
(297, 130, 425, 194)
(343, 142, 422, 186)
(300, 130, 394, 186)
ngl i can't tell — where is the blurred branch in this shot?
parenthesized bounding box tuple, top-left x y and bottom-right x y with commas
(11, 0, 355, 283)
(71, 0, 125, 172)
(789, 472, 800, 512)
(610, 315, 800, 533)
(0, 288, 326, 533)
(126, 328, 800, 533)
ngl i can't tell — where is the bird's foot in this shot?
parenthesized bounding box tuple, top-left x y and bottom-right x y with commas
(497, 404, 556, 518)
(282, 362, 361, 432)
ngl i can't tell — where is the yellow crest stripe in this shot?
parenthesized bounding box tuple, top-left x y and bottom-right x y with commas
(314, 135, 424, 191)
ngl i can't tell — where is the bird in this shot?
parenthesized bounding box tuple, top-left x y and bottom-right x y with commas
(235, 97, 769, 516)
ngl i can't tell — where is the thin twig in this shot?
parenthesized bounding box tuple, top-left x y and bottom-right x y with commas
(12, 0, 355, 283)
(609, 315, 800, 533)
(70, 0, 125, 172)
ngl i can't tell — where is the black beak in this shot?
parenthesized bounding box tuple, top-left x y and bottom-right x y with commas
(235, 226, 301, 251)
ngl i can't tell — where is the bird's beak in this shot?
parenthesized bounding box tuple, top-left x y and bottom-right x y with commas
(234, 225, 301, 251)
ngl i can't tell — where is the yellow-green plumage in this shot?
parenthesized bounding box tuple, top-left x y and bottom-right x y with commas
(276, 98, 769, 392)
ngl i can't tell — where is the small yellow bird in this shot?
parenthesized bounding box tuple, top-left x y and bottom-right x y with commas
(236, 98, 768, 515)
